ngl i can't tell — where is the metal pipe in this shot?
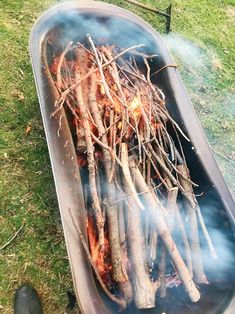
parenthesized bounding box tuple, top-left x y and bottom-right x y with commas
(125, 0, 170, 18)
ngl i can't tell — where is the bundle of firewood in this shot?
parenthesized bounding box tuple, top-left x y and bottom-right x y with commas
(42, 34, 217, 310)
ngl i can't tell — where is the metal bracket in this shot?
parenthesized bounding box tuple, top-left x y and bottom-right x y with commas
(165, 4, 172, 33)
(124, 0, 172, 33)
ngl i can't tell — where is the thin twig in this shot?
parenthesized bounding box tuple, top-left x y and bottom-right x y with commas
(0, 224, 24, 251)
(212, 148, 235, 164)
(151, 64, 178, 77)
(59, 44, 145, 100)
(57, 114, 63, 137)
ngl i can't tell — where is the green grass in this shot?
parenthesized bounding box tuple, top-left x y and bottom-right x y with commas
(0, 0, 234, 313)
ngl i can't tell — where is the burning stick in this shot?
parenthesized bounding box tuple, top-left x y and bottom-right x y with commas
(121, 144, 145, 210)
(149, 229, 158, 262)
(75, 118, 86, 152)
(118, 201, 127, 247)
(74, 70, 105, 249)
(124, 186, 160, 308)
(122, 143, 159, 308)
(73, 48, 90, 152)
(87, 35, 115, 106)
(69, 209, 126, 309)
(159, 243, 167, 298)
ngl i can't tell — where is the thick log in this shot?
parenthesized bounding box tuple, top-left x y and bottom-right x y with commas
(149, 230, 158, 262)
(159, 244, 167, 298)
(122, 144, 158, 308)
(118, 202, 127, 246)
(74, 48, 89, 152)
(75, 69, 104, 248)
(124, 184, 158, 308)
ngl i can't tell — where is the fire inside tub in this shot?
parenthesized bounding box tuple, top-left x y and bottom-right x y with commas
(44, 35, 218, 311)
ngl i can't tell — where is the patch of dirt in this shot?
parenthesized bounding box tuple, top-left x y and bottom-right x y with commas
(226, 6, 235, 23)
(212, 57, 223, 71)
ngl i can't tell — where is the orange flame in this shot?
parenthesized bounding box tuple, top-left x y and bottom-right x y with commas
(87, 215, 112, 286)
(130, 96, 140, 110)
(100, 84, 105, 95)
(129, 96, 141, 118)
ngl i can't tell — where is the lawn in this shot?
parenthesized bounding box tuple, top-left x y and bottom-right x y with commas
(0, 0, 234, 313)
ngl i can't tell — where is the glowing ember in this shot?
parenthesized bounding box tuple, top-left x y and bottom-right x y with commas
(118, 121, 122, 130)
(87, 215, 113, 287)
(100, 84, 105, 95)
(130, 96, 140, 110)
(129, 96, 141, 118)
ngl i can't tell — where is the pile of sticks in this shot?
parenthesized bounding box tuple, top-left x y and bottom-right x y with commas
(43, 34, 217, 310)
